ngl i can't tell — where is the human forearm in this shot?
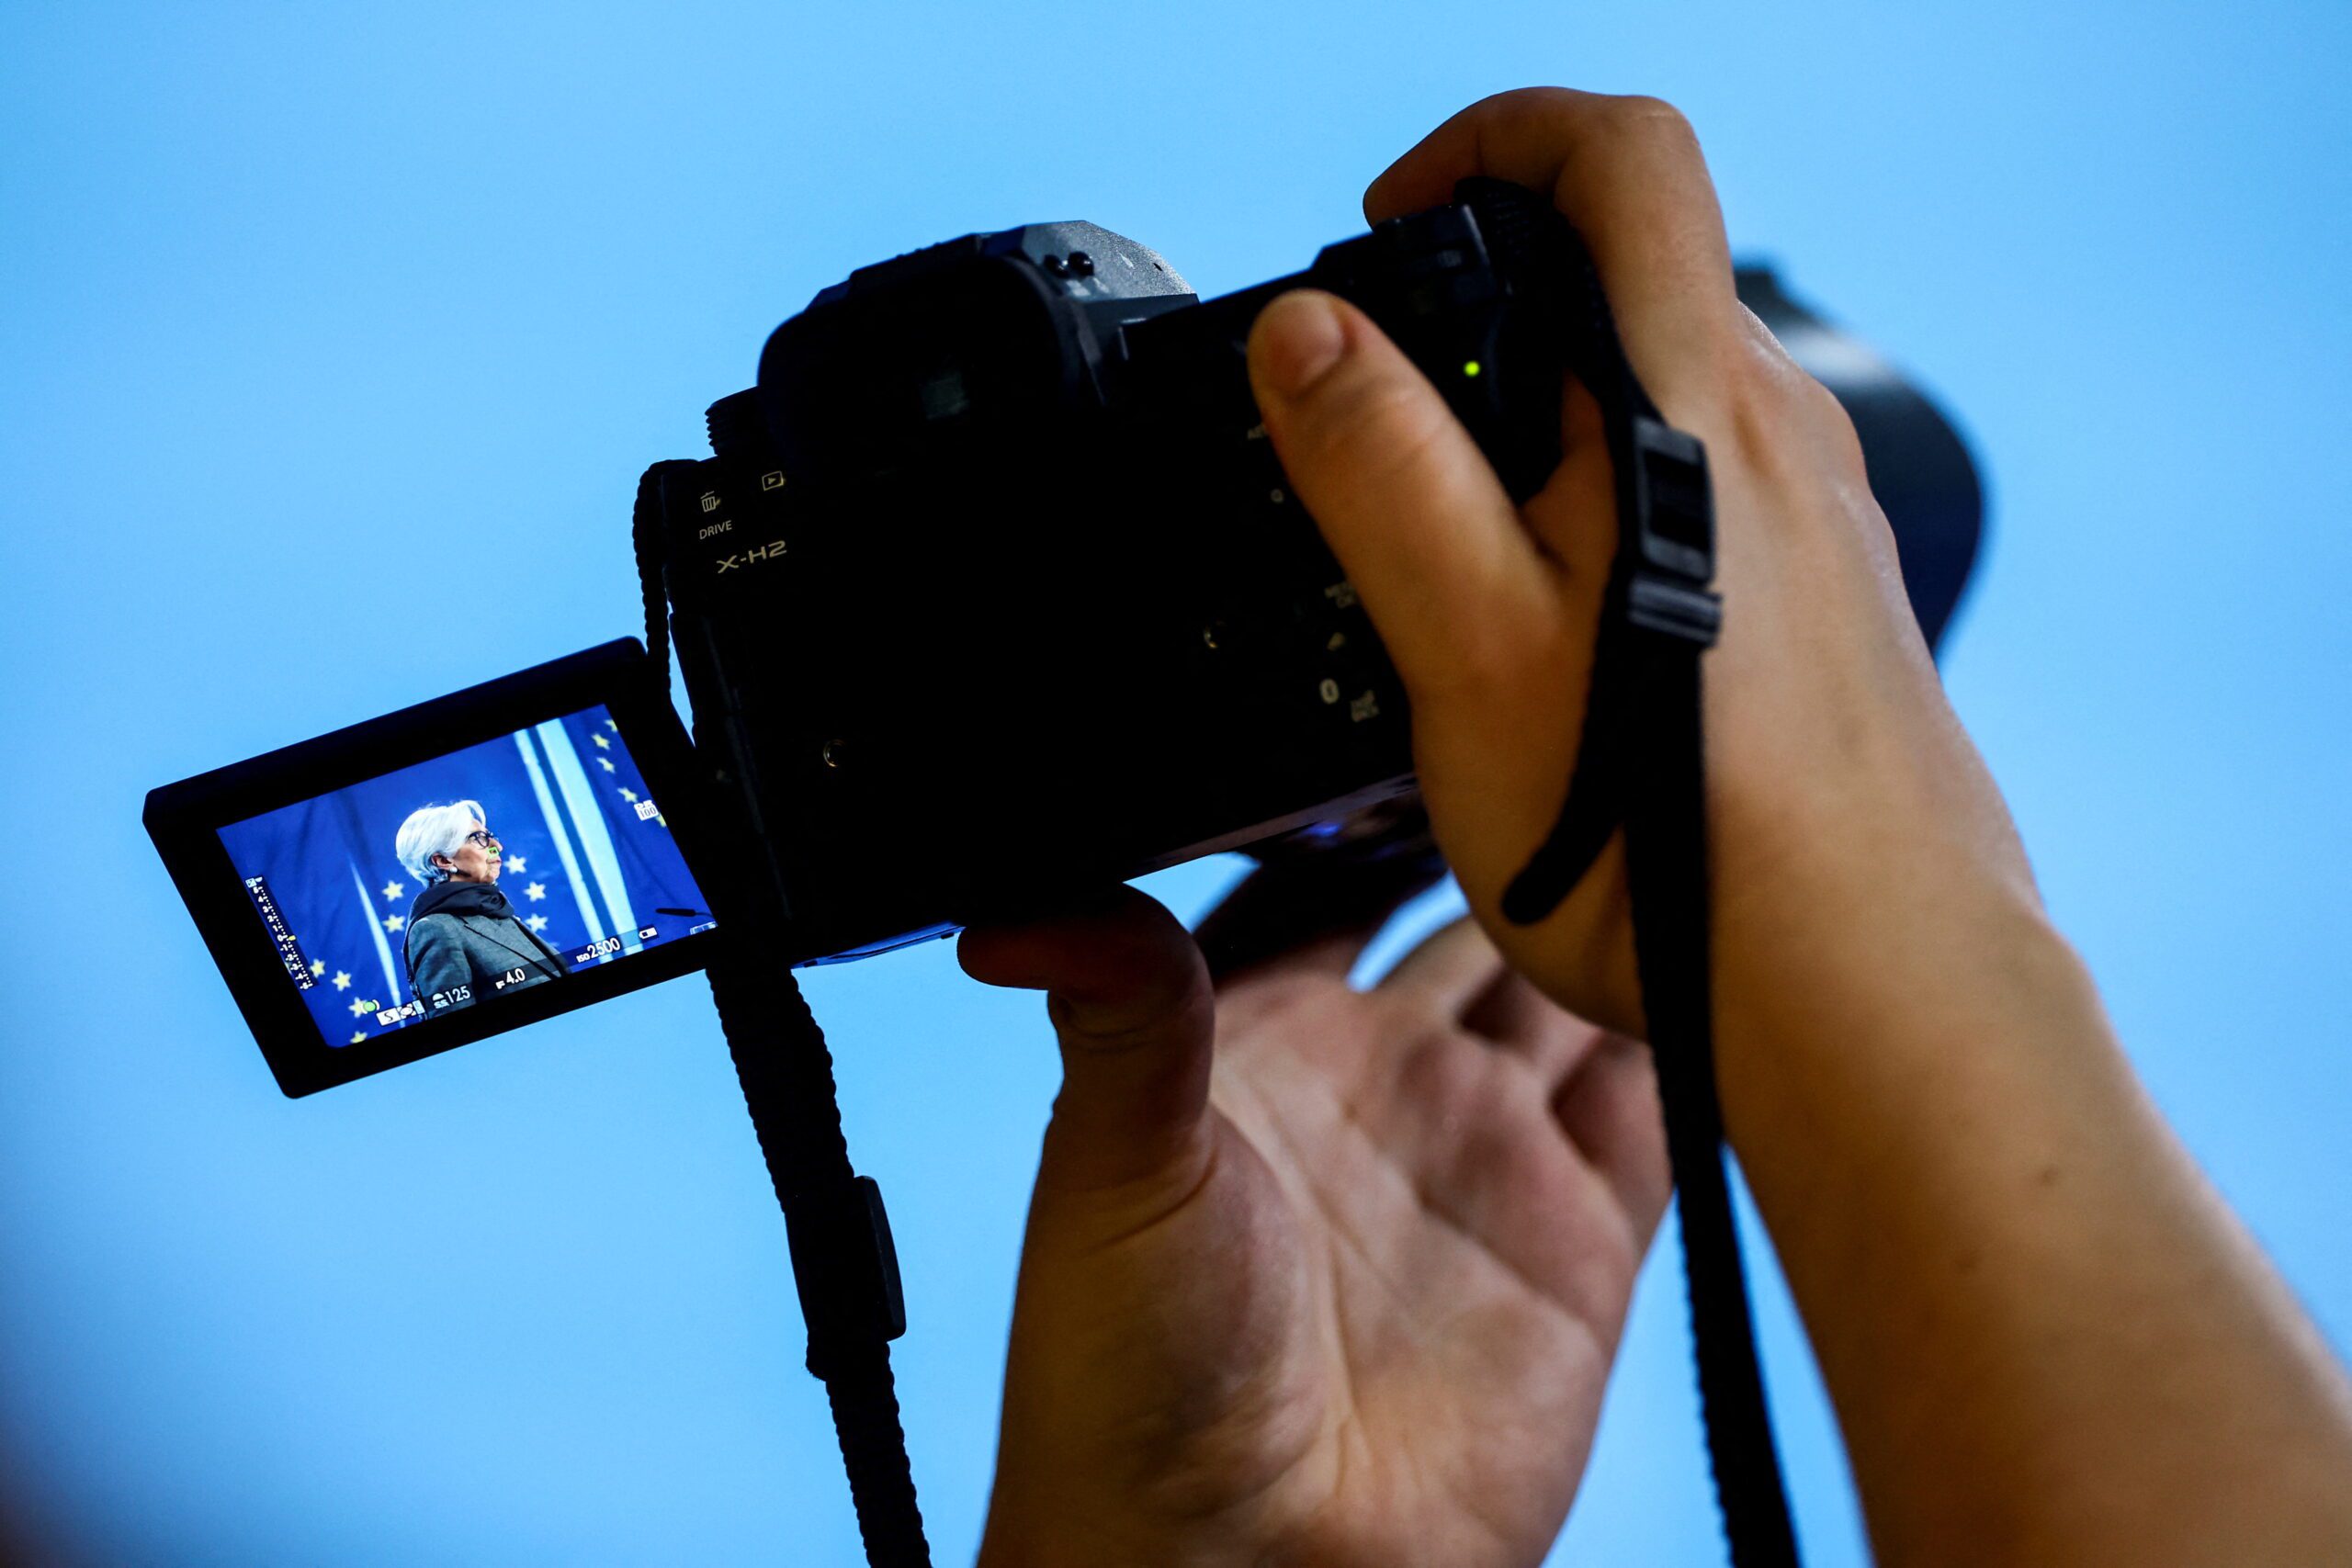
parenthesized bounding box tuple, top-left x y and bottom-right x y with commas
(1718, 866, 2352, 1564)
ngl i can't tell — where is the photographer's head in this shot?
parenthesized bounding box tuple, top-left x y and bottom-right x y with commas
(395, 800, 502, 886)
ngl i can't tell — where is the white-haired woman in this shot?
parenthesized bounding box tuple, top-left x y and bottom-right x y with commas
(392, 800, 568, 1013)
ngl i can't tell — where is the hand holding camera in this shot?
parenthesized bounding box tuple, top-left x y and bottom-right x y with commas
(1248, 88, 2038, 1072)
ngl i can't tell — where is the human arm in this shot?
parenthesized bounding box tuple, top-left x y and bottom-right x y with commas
(1239, 86, 2352, 1563)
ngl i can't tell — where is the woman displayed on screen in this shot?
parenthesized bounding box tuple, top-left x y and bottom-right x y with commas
(392, 800, 569, 1013)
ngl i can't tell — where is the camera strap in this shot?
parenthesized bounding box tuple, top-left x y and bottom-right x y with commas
(635, 468, 935, 1567)
(1496, 242, 1803, 1567)
(706, 952, 929, 1566)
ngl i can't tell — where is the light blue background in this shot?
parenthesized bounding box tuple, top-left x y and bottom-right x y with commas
(3, 3, 2346, 1562)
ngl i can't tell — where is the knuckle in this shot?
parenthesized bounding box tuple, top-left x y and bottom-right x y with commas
(1471, 86, 1709, 190)
(1722, 313, 1871, 486)
(1603, 93, 1701, 149)
(1810, 387, 1871, 480)
(1046, 973, 1211, 1058)
(1484, 84, 1604, 142)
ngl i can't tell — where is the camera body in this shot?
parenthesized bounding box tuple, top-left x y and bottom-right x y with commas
(655, 182, 1589, 964)
(650, 183, 1985, 966)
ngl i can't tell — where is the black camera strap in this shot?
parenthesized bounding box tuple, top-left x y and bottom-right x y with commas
(634, 468, 934, 1567)
(1496, 239, 1803, 1567)
(706, 953, 928, 1565)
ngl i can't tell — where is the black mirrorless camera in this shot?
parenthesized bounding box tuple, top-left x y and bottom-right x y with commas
(648, 177, 1982, 967)
(149, 176, 1980, 1092)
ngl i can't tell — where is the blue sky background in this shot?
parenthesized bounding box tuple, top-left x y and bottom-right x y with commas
(3, 2, 2346, 1562)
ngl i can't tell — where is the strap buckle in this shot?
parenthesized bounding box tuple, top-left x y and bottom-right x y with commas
(1625, 415, 1722, 647)
(793, 1174, 909, 1379)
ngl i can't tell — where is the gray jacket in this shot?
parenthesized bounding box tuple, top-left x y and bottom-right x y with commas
(403, 882, 569, 1013)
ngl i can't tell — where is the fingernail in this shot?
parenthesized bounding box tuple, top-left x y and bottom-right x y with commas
(1254, 291, 1347, 398)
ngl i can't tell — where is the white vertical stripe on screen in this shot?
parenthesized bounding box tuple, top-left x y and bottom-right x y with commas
(353, 859, 403, 1004)
(514, 728, 607, 954)
(535, 718, 642, 954)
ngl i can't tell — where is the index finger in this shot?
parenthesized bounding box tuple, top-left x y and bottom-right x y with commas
(1363, 87, 1742, 414)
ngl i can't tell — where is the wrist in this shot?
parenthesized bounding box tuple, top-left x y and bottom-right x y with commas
(1718, 854, 2100, 1121)
(1713, 855, 2123, 1223)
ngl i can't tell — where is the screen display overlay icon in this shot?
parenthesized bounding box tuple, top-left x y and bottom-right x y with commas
(213, 702, 717, 1051)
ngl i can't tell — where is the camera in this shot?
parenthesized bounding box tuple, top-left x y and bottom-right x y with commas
(149, 176, 1979, 1087)
(647, 177, 1980, 965)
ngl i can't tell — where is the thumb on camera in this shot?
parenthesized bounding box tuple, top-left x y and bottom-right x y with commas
(1247, 288, 1555, 698)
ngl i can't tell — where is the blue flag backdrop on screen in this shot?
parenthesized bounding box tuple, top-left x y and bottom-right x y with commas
(215, 704, 712, 1047)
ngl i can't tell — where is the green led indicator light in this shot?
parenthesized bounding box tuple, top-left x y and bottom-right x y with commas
(1462, 360, 1483, 378)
